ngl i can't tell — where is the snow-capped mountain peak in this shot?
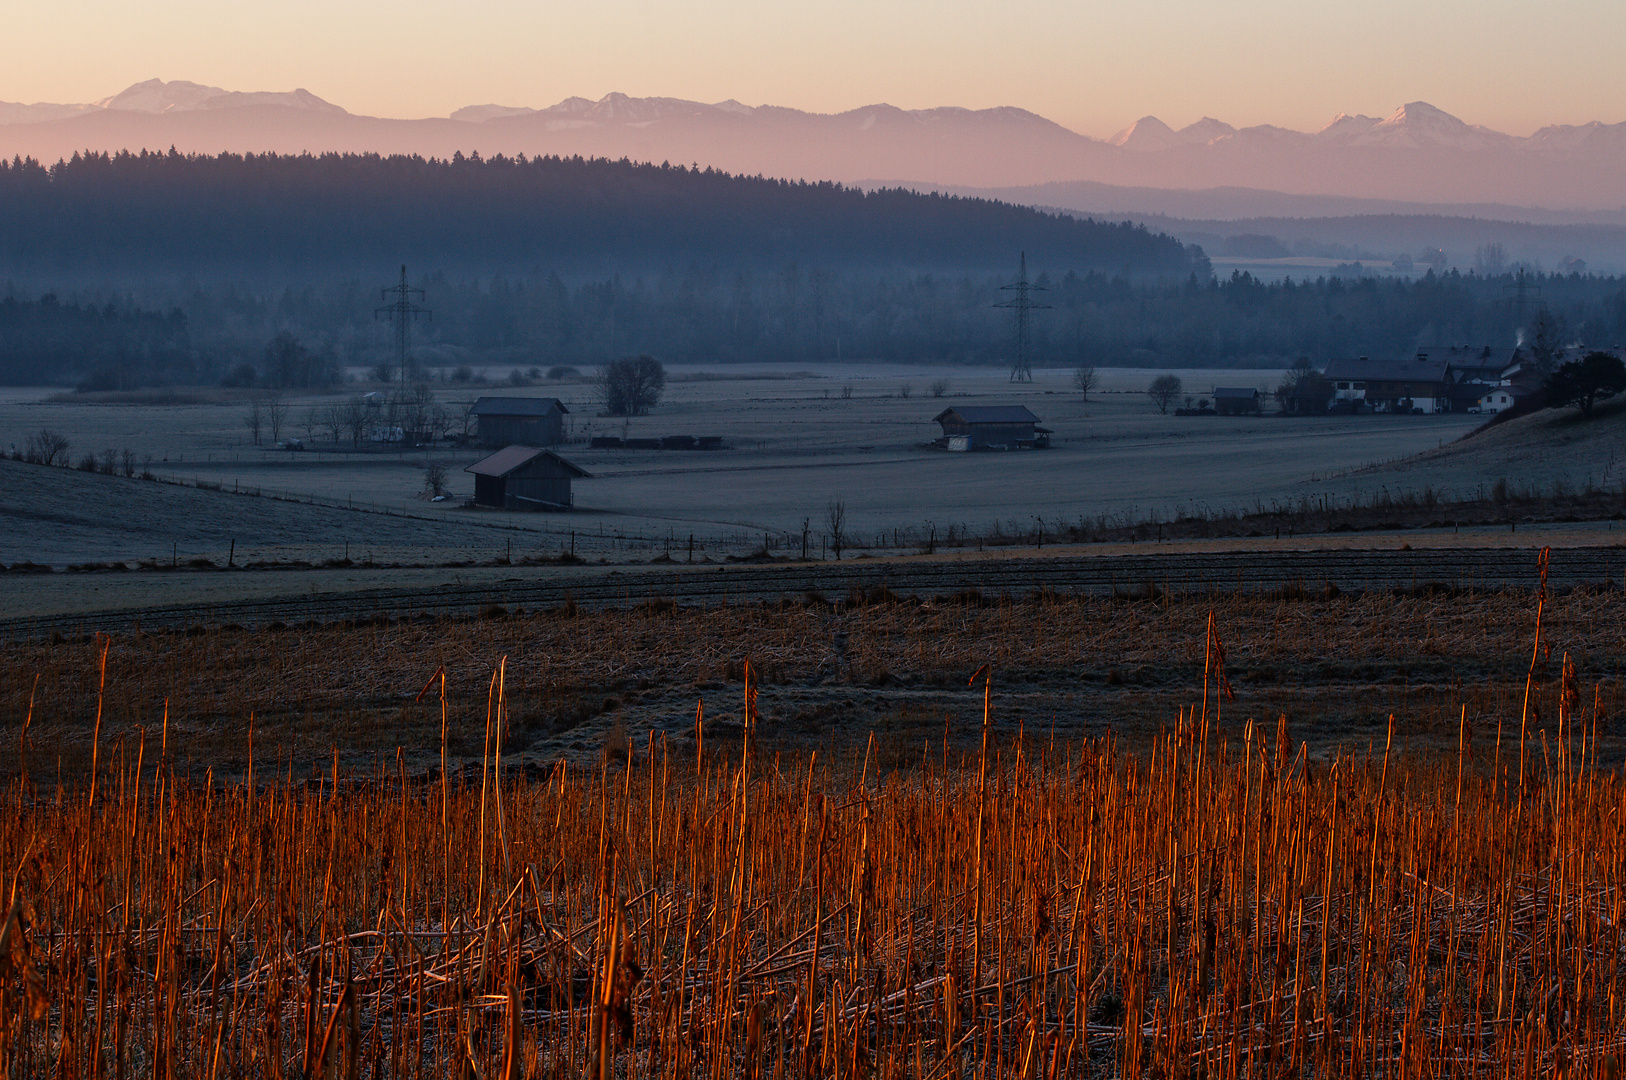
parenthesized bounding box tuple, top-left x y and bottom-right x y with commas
(1110, 116, 1177, 150)
(92, 78, 345, 115)
(1179, 117, 1237, 146)
(1315, 112, 1382, 141)
(1356, 101, 1510, 150)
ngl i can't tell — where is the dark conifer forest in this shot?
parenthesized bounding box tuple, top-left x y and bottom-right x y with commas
(0, 150, 1197, 276)
(0, 294, 193, 387)
(1, 150, 1625, 386)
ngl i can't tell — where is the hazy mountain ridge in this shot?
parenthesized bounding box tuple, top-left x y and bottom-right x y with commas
(2, 78, 344, 123)
(917, 180, 1626, 226)
(3, 81, 1626, 207)
(912, 180, 1626, 273)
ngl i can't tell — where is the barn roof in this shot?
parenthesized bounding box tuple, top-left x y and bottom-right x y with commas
(470, 396, 569, 417)
(465, 446, 592, 479)
(1322, 357, 1452, 383)
(1212, 387, 1259, 399)
(932, 406, 1041, 425)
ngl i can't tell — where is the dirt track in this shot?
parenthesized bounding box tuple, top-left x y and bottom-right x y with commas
(4, 543, 1617, 640)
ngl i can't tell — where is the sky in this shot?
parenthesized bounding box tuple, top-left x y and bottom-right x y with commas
(6, 0, 1623, 137)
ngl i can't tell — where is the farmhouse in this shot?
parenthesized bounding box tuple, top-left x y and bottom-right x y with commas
(1211, 387, 1262, 414)
(1472, 385, 1533, 414)
(464, 446, 591, 510)
(932, 406, 1048, 450)
(1421, 344, 1518, 386)
(470, 397, 568, 447)
(1323, 355, 1454, 413)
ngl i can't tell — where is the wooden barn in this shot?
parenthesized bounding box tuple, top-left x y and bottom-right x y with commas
(1212, 387, 1262, 414)
(464, 446, 591, 510)
(470, 397, 569, 447)
(932, 405, 1048, 449)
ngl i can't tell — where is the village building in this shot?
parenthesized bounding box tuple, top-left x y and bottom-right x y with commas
(1323, 355, 1455, 413)
(470, 397, 569, 447)
(1421, 344, 1520, 387)
(1471, 385, 1533, 414)
(464, 446, 591, 510)
(1211, 387, 1263, 414)
(932, 406, 1048, 450)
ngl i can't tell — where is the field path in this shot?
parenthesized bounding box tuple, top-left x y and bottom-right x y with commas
(3, 543, 1617, 639)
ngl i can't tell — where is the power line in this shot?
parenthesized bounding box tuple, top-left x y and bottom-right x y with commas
(1501, 267, 1544, 321)
(375, 265, 431, 384)
(994, 252, 1050, 383)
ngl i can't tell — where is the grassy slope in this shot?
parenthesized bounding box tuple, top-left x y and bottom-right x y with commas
(0, 457, 516, 566)
(1373, 398, 1626, 499)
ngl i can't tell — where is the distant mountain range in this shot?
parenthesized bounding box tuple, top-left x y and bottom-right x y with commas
(0, 78, 344, 124)
(3, 80, 1626, 210)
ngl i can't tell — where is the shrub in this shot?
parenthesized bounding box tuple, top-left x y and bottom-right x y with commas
(595, 355, 666, 416)
(1147, 374, 1182, 414)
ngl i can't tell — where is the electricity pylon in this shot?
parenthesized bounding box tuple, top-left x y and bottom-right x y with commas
(375, 265, 431, 384)
(995, 252, 1049, 383)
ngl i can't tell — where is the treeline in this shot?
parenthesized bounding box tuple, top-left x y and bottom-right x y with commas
(0, 150, 1201, 277)
(1, 148, 1624, 383)
(11, 265, 1626, 386)
(190, 264, 1626, 371)
(0, 294, 193, 387)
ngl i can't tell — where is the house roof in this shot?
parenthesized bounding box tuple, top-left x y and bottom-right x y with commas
(1415, 345, 1522, 382)
(932, 406, 1041, 425)
(1212, 387, 1259, 399)
(470, 396, 568, 417)
(1416, 344, 1518, 365)
(465, 446, 592, 479)
(1480, 384, 1537, 400)
(1322, 357, 1452, 384)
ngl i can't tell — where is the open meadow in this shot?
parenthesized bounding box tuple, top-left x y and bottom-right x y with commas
(0, 363, 1489, 571)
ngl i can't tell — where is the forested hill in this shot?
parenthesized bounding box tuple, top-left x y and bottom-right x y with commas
(0, 150, 1204, 279)
(0, 294, 194, 388)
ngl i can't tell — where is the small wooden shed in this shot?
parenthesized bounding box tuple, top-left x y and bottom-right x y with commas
(932, 405, 1047, 449)
(465, 446, 591, 510)
(1212, 387, 1262, 414)
(470, 397, 569, 447)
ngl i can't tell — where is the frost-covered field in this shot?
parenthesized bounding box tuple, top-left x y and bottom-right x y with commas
(0, 362, 1482, 562)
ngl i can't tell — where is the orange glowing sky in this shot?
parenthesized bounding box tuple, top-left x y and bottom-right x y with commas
(8, 0, 1621, 137)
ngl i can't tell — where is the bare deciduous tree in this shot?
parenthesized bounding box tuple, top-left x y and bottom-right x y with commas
(1147, 374, 1183, 414)
(28, 429, 70, 466)
(1073, 364, 1098, 401)
(1475, 242, 1508, 276)
(340, 398, 368, 446)
(390, 384, 438, 445)
(928, 378, 950, 398)
(424, 462, 449, 497)
(595, 355, 666, 416)
(826, 499, 847, 561)
(266, 395, 289, 444)
(245, 399, 263, 445)
(320, 403, 346, 444)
